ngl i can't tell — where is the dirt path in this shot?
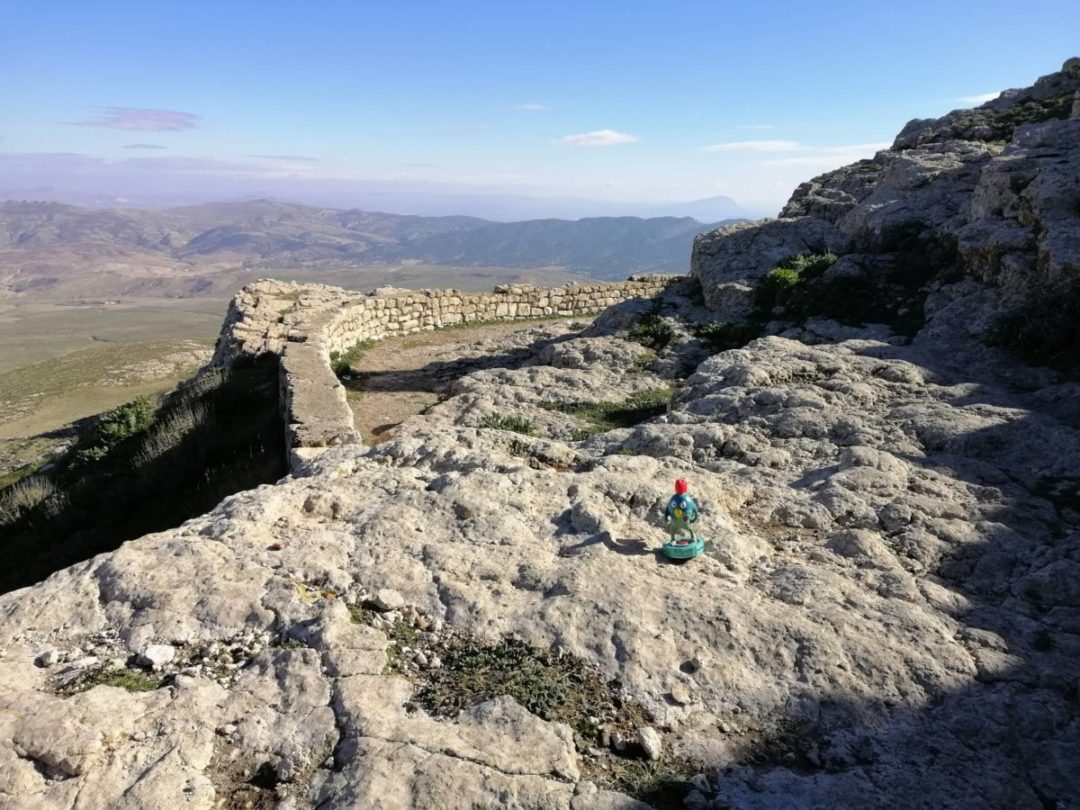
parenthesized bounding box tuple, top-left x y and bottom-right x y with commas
(341, 318, 589, 444)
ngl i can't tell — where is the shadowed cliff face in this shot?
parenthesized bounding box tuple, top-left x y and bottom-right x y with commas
(0, 355, 286, 594)
(0, 64, 1077, 809)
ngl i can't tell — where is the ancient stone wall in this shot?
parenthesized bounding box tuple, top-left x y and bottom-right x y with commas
(212, 276, 678, 467)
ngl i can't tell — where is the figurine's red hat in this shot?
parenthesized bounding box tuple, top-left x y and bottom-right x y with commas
(674, 479, 688, 494)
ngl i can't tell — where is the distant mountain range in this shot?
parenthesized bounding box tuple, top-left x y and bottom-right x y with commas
(0, 199, 741, 299)
(0, 185, 749, 222)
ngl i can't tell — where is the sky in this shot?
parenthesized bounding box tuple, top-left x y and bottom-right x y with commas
(2, 0, 1079, 218)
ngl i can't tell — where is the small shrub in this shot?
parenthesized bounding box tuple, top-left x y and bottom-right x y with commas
(75, 396, 156, 464)
(478, 414, 536, 435)
(329, 339, 374, 376)
(751, 250, 932, 335)
(627, 312, 676, 351)
(754, 253, 838, 314)
(630, 351, 657, 372)
(997, 93, 1074, 130)
(348, 604, 377, 625)
(695, 321, 765, 353)
(785, 251, 840, 279)
(755, 267, 802, 312)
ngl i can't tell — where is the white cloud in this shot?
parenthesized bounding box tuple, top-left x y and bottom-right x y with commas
(702, 139, 808, 153)
(553, 129, 639, 147)
(517, 103, 549, 111)
(763, 142, 890, 167)
(823, 142, 891, 155)
(72, 107, 201, 131)
(955, 91, 1001, 106)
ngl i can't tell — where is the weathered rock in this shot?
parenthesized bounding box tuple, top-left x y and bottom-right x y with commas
(636, 726, 663, 761)
(34, 649, 59, 668)
(372, 588, 404, 611)
(138, 644, 175, 670)
(691, 217, 848, 313)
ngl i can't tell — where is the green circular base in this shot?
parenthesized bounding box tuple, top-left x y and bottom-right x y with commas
(662, 537, 704, 559)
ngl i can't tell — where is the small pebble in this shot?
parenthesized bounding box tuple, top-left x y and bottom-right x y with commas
(669, 682, 694, 705)
(374, 589, 404, 611)
(573, 781, 598, 797)
(637, 726, 663, 761)
(139, 644, 176, 670)
(34, 649, 60, 668)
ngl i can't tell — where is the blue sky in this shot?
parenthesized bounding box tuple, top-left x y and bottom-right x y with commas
(3, 0, 1078, 216)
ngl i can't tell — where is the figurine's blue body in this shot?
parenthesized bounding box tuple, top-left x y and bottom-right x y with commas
(664, 493, 699, 541)
(662, 479, 704, 559)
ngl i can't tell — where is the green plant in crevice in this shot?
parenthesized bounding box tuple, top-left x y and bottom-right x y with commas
(477, 414, 536, 435)
(627, 311, 676, 351)
(329, 339, 375, 376)
(694, 321, 766, 353)
(59, 668, 164, 696)
(754, 252, 839, 315)
(542, 388, 672, 436)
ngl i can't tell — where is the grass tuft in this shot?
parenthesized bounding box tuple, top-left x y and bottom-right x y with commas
(60, 668, 164, 696)
(0, 476, 58, 525)
(477, 414, 536, 435)
(541, 388, 672, 436)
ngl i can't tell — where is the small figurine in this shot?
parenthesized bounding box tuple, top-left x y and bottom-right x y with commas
(662, 479, 704, 559)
